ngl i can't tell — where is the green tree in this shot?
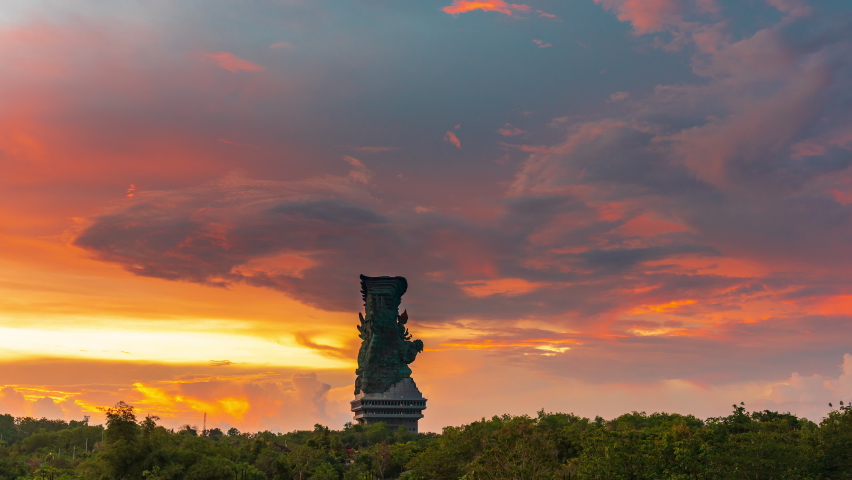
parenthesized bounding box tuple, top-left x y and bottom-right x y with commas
(0, 414, 16, 444)
(818, 402, 852, 478)
(465, 416, 564, 480)
(98, 401, 144, 479)
(185, 455, 236, 479)
(310, 461, 339, 480)
(254, 448, 293, 480)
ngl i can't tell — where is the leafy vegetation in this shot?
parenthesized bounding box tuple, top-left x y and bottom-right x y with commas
(1, 401, 851, 479)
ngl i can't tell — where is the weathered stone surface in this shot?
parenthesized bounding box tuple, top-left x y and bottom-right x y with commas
(354, 274, 424, 395)
(351, 378, 427, 432)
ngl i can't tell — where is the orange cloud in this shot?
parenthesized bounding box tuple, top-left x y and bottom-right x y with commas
(202, 52, 265, 72)
(630, 299, 697, 314)
(294, 332, 352, 360)
(444, 131, 462, 148)
(130, 372, 351, 431)
(0, 362, 353, 432)
(443, 0, 519, 15)
(441, 1, 555, 18)
(457, 278, 546, 297)
(0, 127, 46, 163)
(0, 386, 84, 419)
(441, 0, 556, 19)
(815, 296, 852, 316)
(439, 338, 579, 355)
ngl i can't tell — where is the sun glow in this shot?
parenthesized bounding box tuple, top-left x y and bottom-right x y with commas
(0, 324, 350, 368)
(630, 299, 697, 314)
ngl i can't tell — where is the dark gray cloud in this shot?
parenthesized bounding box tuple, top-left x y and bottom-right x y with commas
(69, 1, 852, 387)
(566, 245, 720, 274)
(512, 9, 852, 270)
(74, 170, 728, 325)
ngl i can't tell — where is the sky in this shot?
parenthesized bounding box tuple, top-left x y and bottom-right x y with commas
(1, 0, 852, 433)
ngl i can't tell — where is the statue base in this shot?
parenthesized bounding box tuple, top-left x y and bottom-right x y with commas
(350, 378, 427, 433)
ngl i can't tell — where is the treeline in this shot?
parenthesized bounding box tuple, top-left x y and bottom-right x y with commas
(1, 402, 851, 479)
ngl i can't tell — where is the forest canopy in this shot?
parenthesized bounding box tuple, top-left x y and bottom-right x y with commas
(1, 402, 851, 479)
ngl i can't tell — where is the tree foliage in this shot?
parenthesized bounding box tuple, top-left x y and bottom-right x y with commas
(0, 401, 850, 479)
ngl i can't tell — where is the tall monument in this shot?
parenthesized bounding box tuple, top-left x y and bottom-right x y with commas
(350, 275, 427, 433)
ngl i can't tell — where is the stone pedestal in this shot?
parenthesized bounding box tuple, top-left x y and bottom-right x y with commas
(350, 378, 427, 433)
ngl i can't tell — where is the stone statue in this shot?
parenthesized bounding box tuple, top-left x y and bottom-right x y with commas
(354, 274, 424, 395)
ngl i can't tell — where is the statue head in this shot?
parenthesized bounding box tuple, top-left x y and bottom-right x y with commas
(360, 274, 407, 317)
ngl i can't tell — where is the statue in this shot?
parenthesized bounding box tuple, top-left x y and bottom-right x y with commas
(354, 274, 424, 395)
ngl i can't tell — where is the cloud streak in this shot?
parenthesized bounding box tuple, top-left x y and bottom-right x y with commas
(444, 131, 462, 148)
(202, 52, 265, 73)
(442, 1, 528, 16)
(442, 0, 555, 19)
(497, 123, 526, 136)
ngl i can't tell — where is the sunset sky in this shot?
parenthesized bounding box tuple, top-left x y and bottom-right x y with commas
(2, 0, 852, 433)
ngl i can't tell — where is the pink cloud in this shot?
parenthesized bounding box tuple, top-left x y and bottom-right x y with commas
(765, 0, 812, 18)
(790, 140, 827, 159)
(829, 190, 852, 207)
(510, 3, 852, 286)
(499, 141, 554, 153)
(533, 39, 552, 48)
(695, 0, 721, 14)
(444, 131, 462, 148)
(353, 146, 400, 153)
(497, 123, 526, 136)
(269, 41, 295, 49)
(609, 91, 630, 102)
(202, 52, 265, 73)
(342, 155, 365, 169)
(342, 155, 371, 184)
(595, 0, 684, 34)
